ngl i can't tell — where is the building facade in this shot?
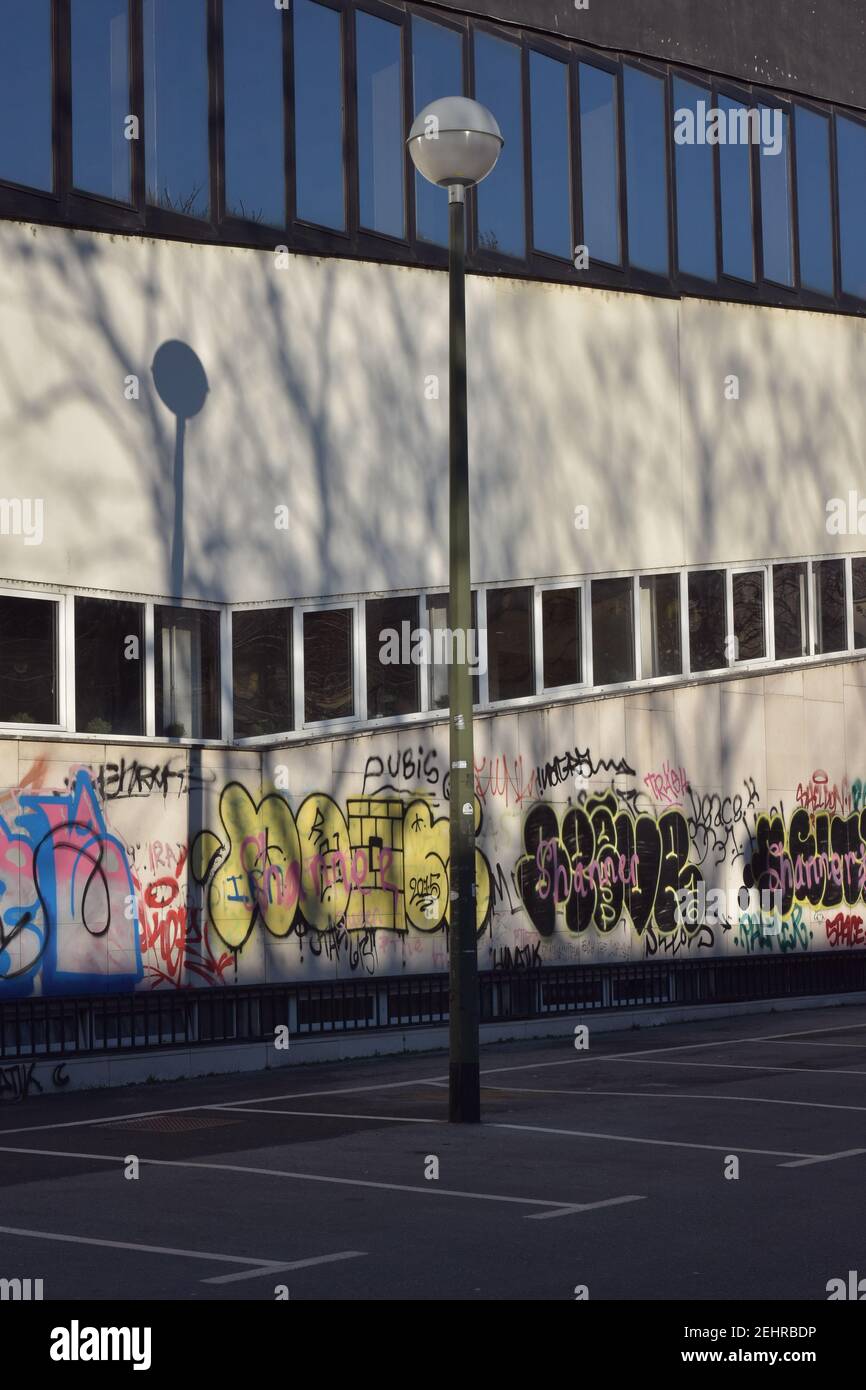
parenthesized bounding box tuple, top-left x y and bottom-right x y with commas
(1, 1, 866, 1047)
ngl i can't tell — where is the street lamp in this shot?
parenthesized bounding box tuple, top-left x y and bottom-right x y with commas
(408, 98, 503, 1124)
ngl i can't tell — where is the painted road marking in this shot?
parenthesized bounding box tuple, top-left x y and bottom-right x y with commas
(0, 1144, 598, 1213)
(209, 1105, 446, 1125)
(477, 1083, 866, 1114)
(588, 1057, 866, 1078)
(0, 1223, 365, 1284)
(493, 1122, 817, 1159)
(525, 1195, 645, 1221)
(778, 1149, 866, 1168)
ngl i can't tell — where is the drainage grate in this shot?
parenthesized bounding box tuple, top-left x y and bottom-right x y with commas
(100, 1112, 244, 1133)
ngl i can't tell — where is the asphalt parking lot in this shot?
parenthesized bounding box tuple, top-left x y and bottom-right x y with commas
(1, 1001, 865, 1301)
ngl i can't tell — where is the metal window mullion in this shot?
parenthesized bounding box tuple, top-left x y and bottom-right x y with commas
(807, 560, 818, 655)
(144, 602, 156, 737)
(680, 570, 691, 677)
(476, 587, 489, 706)
(292, 606, 305, 730)
(765, 562, 776, 661)
(60, 592, 74, 732)
(845, 554, 854, 652)
(220, 603, 232, 741)
(355, 599, 366, 722)
(532, 585, 543, 695)
(725, 567, 735, 666)
(632, 572, 641, 680)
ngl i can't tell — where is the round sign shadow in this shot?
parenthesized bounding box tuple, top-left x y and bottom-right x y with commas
(151, 340, 209, 420)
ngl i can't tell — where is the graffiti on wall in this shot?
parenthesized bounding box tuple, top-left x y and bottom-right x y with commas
(2, 731, 865, 995)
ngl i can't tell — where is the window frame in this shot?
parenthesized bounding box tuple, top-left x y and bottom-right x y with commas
(536, 579, 588, 695)
(0, 586, 67, 735)
(525, 34, 575, 268)
(728, 563, 770, 668)
(298, 597, 362, 730)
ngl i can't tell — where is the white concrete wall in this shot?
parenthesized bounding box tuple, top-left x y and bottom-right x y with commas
(1, 657, 865, 999)
(0, 221, 862, 604)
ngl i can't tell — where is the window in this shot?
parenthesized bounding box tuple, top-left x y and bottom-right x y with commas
(836, 116, 866, 300)
(486, 587, 533, 702)
(639, 574, 681, 678)
(673, 78, 716, 281)
(718, 95, 755, 281)
(688, 570, 727, 671)
(232, 608, 292, 738)
(813, 559, 847, 654)
(294, 0, 345, 231)
(304, 608, 353, 721)
(773, 563, 809, 659)
(732, 570, 766, 661)
(155, 606, 220, 739)
(0, 1, 53, 191)
(591, 578, 635, 685)
(366, 596, 420, 718)
(356, 10, 404, 238)
(223, 0, 285, 226)
(853, 560, 866, 650)
(795, 106, 834, 296)
(427, 593, 479, 709)
(623, 66, 668, 275)
(0, 595, 57, 725)
(75, 597, 143, 735)
(759, 106, 793, 286)
(412, 17, 462, 247)
(144, 0, 209, 218)
(529, 50, 571, 260)
(71, 0, 130, 202)
(475, 32, 524, 258)
(579, 64, 620, 265)
(542, 588, 581, 689)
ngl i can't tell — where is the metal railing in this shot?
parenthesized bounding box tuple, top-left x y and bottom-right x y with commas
(1, 952, 865, 1061)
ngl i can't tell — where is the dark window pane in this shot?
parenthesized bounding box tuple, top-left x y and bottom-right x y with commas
(759, 106, 793, 285)
(814, 559, 846, 654)
(542, 588, 581, 688)
(853, 560, 866, 650)
(0, 596, 57, 725)
(837, 116, 866, 300)
(530, 50, 571, 259)
(155, 606, 220, 739)
(718, 95, 755, 281)
(72, 0, 130, 201)
(356, 10, 404, 238)
(773, 563, 809, 659)
(487, 587, 533, 701)
(304, 608, 353, 721)
(579, 64, 620, 265)
(623, 66, 668, 275)
(75, 598, 143, 735)
(475, 32, 524, 258)
(427, 593, 479, 709)
(366, 596, 420, 719)
(412, 17, 462, 247)
(639, 574, 681, 677)
(232, 608, 292, 738)
(144, 0, 209, 218)
(688, 570, 727, 671)
(591, 578, 635, 685)
(673, 79, 716, 281)
(0, 0, 52, 190)
(795, 106, 833, 295)
(223, 0, 285, 226)
(294, 0, 344, 230)
(733, 570, 765, 660)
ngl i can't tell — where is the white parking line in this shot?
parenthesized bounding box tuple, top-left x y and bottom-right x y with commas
(493, 1121, 816, 1159)
(590, 1057, 866, 1078)
(526, 1195, 645, 1221)
(0, 1222, 365, 1284)
(477, 1083, 866, 1114)
(778, 1149, 866, 1169)
(209, 1105, 446, 1125)
(0, 1143, 599, 1213)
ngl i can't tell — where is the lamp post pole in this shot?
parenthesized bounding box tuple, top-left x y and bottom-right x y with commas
(407, 97, 503, 1124)
(446, 183, 479, 1124)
